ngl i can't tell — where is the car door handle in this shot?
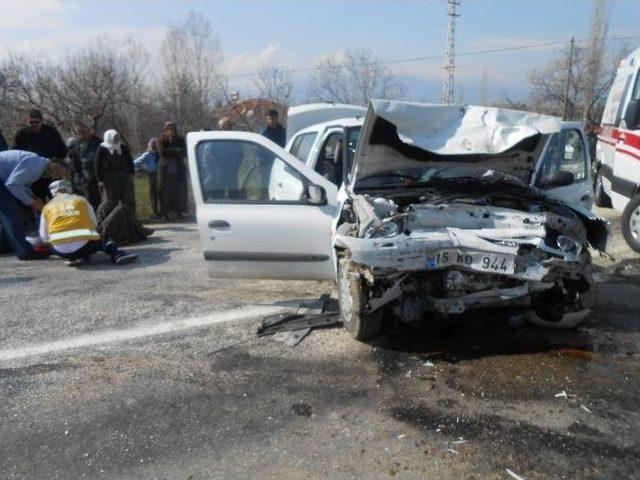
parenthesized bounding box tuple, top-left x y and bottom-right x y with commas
(208, 220, 231, 231)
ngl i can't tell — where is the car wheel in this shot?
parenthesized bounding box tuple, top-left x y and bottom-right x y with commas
(593, 169, 612, 208)
(622, 194, 640, 254)
(525, 309, 590, 329)
(526, 276, 596, 329)
(338, 257, 382, 340)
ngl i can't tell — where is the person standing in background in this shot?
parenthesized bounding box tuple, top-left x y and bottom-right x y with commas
(13, 109, 68, 203)
(258, 109, 286, 197)
(259, 109, 286, 148)
(134, 138, 160, 219)
(158, 122, 187, 220)
(68, 124, 102, 209)
(94, 129, 151, 245)
(0, 129, 8, 152)
(95, 129, 136, 211)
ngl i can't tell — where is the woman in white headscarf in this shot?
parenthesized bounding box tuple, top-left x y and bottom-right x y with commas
(94, 129, 152, 244)
(95, 129, 135, 210)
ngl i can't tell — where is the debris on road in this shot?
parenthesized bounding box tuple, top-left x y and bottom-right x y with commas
(257, 311, 339, 335)
(580, 404, 593, 414)
(291, 402, 313, 417)
(273, 329, 311, 347)
(257, 295, 340, 343)
(506, 468, 526, 480)
(555, 390, 568, 398)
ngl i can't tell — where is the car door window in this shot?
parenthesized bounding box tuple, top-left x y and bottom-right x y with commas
(537, 130, 587, 184)
(196, 140, 307, 203)
(315, 131, 343, 186)
(289, 132, 317, 162)
(344, 126, 362, 183)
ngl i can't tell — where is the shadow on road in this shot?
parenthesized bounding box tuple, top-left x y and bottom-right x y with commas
(371, 315, 597, 363)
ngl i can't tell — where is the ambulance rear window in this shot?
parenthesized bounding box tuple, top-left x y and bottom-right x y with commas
(632, 72, 640, 102)
(602, 74, 631, 126)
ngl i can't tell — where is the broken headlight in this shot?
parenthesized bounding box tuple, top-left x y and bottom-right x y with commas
(365, 217, 405, 239)
(556, 235, 582, 256)
(365, 221, 399, 238)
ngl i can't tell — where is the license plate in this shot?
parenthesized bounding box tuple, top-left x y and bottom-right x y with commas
(426, 249, 515, 274)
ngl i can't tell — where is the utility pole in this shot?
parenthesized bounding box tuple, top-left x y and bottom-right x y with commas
(563, 36, 575, 120)
(442, 0, 460, 105)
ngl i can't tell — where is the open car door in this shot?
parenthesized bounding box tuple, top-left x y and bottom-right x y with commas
(187, 131, 339, 280)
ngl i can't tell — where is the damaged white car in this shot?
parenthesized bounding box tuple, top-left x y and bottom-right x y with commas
(187, 101, 611, 340)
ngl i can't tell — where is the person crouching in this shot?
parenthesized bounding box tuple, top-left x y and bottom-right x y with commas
(39, 180, 137, 267)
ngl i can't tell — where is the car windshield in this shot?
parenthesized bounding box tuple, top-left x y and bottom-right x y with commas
(355, 165, 525, 190)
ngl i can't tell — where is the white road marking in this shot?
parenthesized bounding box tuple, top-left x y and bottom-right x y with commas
(0, 305, 289, 363)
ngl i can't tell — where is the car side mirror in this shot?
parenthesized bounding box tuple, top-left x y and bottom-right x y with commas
(539, 170, 575, 189)
(624, 99, 640, 130)
(305, 183, 327, 205)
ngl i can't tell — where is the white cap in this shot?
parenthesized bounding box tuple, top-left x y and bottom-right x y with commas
(49, 179, 72, 196)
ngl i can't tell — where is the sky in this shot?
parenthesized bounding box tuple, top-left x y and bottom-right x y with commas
(0, 0, 639, 104)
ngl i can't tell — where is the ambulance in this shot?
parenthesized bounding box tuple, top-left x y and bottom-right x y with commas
(595, 46, 640, 251)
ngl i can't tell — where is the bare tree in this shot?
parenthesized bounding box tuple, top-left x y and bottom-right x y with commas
(1, 40, 148, 146)
(308, 48, 405, 105)
(527, 39, 626, 124)
(159, 10, 226, 131)
(253, 66, 293, 106)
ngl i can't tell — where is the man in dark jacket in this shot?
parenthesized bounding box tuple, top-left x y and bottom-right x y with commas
(68, 124, 102, 208)
(0, 130, 7, 152)
(13, 109, 68, 202)
(259, 109, 286, 148)
(158, 122, 188, 219)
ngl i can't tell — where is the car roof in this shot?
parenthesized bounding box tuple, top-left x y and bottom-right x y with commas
(291, 116, 364, 136)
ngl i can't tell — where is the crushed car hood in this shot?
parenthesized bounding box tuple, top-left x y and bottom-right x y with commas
(353, 100, 562, 182)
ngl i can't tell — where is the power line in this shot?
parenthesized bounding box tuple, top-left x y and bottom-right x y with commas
(225, 35, 640, 79)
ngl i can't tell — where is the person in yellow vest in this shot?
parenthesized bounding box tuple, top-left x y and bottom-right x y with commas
(39, 180, 137, 267)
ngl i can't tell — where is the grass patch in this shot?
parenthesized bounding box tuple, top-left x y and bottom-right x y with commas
(134, 173, 195, 221)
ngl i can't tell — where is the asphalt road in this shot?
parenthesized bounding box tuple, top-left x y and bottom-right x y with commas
(0, 209, 639, 480)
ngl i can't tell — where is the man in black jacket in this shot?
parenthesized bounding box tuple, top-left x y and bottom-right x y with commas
(0, 129, 7, 152)
(68, 124, 102, 208)
(14, 109, 68, 204)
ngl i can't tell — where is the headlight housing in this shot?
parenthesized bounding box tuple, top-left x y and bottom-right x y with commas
(556, 235, 582, 257)
(365, 218, 403, 239)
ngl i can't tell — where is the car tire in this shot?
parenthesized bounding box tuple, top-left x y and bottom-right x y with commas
(593, 169, 612, 208)
(526, 274, 596, 329)
(622, 194, 640, 253)
(338, 257, 382, 340)
(525, 309, 590, 329)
